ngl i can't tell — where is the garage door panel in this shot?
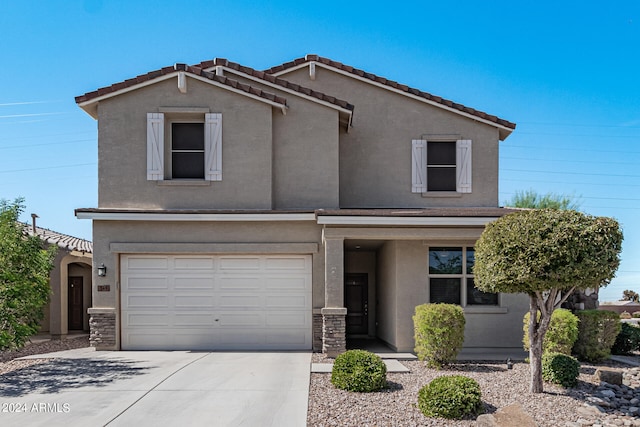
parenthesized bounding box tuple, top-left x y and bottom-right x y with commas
(125, 276, 169, 290)
(125, 256, 169, 270)
(219, 312, 264, 327)
(265, 295, 307, 309)
(266, 312, 307, 326)
(266, 330, 309, 345)
(174, 295, 215, 308)
(219, 257, 261, 270)
(218, 276, 262, 290)
(124, 313, 170, 327)
(265, 276, 309, 291)
(174, 313, 216, 327)
(174, 257, 215, 270)
(264, 257, 308, 270)
(121, 254, 311, 351)
(173, 276, 215, 289)
(218, 294, 262, 308)
(125, 295, 169, 309)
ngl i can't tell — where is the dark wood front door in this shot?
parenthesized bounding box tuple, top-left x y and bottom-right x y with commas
(345, 273, 368, 335)
(68, 277, 83, 330)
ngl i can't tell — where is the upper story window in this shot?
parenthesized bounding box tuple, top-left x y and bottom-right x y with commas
(146, 112, 222, 182)
(172, 123, 205, 179)
(411, 139, 472, 194)
(428, 246, 498, 306)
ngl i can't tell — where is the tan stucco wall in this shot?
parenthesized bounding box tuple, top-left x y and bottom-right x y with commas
(97, 75, 342, 211)
(41, 250, 92, 335)
(376, 241, 397, 346)
(388, 240, 529, 352)
(277, 66, 501, 208)
(97, 78, 274, 210)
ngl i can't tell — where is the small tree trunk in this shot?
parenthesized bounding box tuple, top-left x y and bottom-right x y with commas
(528, 294, 545, 393)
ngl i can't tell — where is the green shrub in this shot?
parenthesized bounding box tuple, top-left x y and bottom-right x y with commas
(417, 375, 483, 419)
(542, 352, 580, 387)
(632, 311, 640, 319)
(620, 311, 632, 319)
(331, 350, 387, 392)
(523, 308, 579, 355)
(573, 310, 621, 362)
(413, 303, 465, 368)
(612, 323, 640, 355)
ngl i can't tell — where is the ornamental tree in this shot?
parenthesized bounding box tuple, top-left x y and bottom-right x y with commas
(0, 198, 56, 350)
(474, 209, 622, 393)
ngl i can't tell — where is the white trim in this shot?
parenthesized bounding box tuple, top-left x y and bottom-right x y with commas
(316, 216, 499, 226)
(76, 212, 317, 221)
(271, 62, 513, 136)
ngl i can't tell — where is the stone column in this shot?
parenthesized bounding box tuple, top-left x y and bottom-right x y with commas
(322, 237, 346, 357)
(88, 307, 117, 350)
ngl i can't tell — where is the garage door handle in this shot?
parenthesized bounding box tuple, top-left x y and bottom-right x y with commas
(215, 319, 219, 322)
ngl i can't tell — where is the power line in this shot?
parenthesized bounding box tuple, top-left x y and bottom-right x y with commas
(0, 138, 95, 150)
(0, 163, 96, 174)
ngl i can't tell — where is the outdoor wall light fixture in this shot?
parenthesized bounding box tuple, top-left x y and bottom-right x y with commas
(97, 263, 107, 277)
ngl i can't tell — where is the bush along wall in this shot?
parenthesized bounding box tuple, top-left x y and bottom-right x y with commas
(413, 303, 465, 369)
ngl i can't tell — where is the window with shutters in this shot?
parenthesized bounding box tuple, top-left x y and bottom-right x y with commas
(428, 246, 498, 306)
(411, 139, 472, 194)
(147, 111, 222, 182)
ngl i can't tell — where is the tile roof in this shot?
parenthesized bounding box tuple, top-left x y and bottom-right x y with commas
(264, 54, 516, 131)
(195, 58, 354, 112)
(24, 224, 93, 254)
(75, 64, 287, 107)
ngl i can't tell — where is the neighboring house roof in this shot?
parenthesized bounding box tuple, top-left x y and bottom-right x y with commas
(600, 300, 640, 306)
(265, 54, 516, 140)
(75, 64, 288, 118)
(24, 224, 93, 254)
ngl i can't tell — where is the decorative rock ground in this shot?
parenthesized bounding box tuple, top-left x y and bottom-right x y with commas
(569, 367, 640, 427)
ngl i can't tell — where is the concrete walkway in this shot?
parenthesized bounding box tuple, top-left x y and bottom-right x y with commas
(1, 349, 310, 427)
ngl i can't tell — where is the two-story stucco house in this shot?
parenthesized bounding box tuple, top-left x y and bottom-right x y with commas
(75, 54, 527, 356)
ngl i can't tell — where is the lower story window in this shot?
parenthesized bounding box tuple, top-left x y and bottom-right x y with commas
(428, 246, 498, 306)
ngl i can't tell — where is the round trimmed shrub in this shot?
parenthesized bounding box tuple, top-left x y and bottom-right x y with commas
(542, 352, 580, 387)
(413, 303, 465, 368)
(417, 375, 483, 419)
(331, 350, 387, 392)
(523, 308, 579, 355)
(573, 310, 621, 363)
(620, 311, 632, 319)
(612, 323, 640, 355)
(632, 311, 640, 319)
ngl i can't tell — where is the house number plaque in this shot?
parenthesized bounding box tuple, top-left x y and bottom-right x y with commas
(97, 285, 110, 292)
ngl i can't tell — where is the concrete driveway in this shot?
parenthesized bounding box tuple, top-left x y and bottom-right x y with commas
(0, 348, 311, 426)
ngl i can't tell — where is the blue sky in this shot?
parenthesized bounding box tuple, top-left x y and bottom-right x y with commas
(0, 1, 638, 302)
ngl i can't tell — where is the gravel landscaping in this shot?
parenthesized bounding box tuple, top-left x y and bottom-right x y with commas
(3, 337, 640, 426)
(0, 335, 89, 375)
(307, 353, 640, 427)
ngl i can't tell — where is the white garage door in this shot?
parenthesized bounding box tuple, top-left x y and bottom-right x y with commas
(120, 254, 312, 350)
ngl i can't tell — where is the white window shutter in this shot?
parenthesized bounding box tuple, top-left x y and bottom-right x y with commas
(146, 113, 164, 181)
(411, 139, 427, 193)
(456, 139, 472, 193)
(204, 113, 222, 181)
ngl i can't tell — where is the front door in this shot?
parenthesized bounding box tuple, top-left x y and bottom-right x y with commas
(345, 273, 368, 335)
(68, 277, 83, 330)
